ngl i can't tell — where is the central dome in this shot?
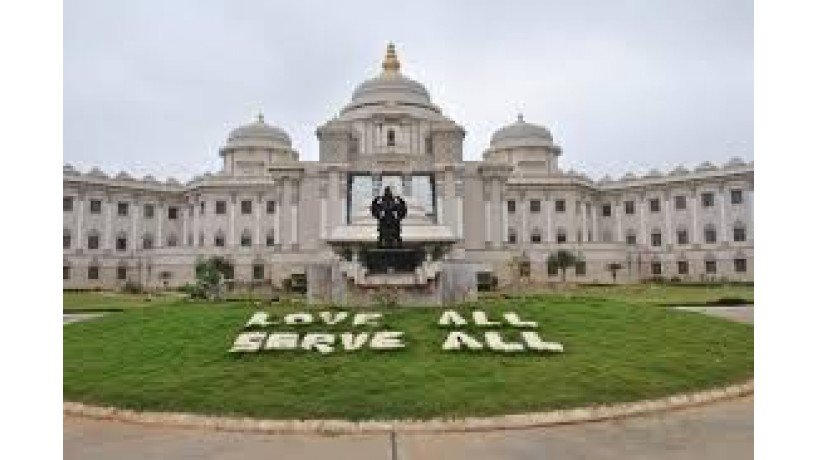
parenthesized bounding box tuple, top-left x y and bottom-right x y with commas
(225, 113, 291, 149)
(344, 43, 435, 112)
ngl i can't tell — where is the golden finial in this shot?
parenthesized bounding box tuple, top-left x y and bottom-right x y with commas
(382, 42, 401, 74)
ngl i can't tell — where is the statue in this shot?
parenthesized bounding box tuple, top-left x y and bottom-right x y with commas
(370, 186, 408, 248)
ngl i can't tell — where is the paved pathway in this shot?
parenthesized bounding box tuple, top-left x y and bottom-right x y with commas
(64, 306, 753, 459)
(63, 313, 106, 324)
(673, 305, 753, 324)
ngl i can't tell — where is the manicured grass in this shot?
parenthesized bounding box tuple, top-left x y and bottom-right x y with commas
(64, 296, 753, 421)
(492, 283, 754, 306)
(63, 291, 185, 311)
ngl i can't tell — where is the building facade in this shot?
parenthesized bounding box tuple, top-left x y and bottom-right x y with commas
(63, 44, 753, 290)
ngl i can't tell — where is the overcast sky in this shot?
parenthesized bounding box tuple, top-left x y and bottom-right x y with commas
(65, 0, 752, 181)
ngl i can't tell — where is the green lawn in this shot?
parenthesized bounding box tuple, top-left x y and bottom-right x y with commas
(64, 295, 753, 421)
(500, 283, 754, 306)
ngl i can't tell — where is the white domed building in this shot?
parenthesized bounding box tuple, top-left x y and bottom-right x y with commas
(63, 44, 753, 296)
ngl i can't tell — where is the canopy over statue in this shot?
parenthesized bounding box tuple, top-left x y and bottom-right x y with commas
(370, 186, 408, 248)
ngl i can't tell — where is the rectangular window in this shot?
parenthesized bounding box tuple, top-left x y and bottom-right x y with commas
(734, 258, 747, 273)
(117, 202, 129, 216)
(241, 200, 252, 214)
(677, 229, 689, 245)
(730, 189, 743, 204)
(63, 233, 71, 249)
(168, 207, 178, 220)
(705, 260, 717, 274)
(651, 262, 662, 276)
(88, 235, 99, 250)
(701, 192, 715, 207)
(733, 227, 746, 242)
(555, 199, 565, 213)
(677, 260, 689, 275)
(253, 264, 264, 280)
(63, 265, 71, 280)
(88, 266, 99, 280)
(215, 235, 225, 247)
(90, 199, 102, 214)
(530, 232, 541, 243)
(143, 204, 154, 218)
(674, 195, 686, 210)
(266, 234, 275, 246)
(63, 196, 73, 211)
(626, 234, 636, 245)
(507, 200, 516, 214)
(216, 200, 227, 215)
(602, 203, 611, 217)
(547, 263, 558, 276)
(649, 198, 660, 213)
(200, 201, 205, 215)
(575, 261, 586, 276)
(705, 228, 717, 244)
(508, 232, 517, 244)
(624, 200, 635, 214)
(651, 232, 662, 247)
(556, 232, 567, 244)
(530, 200, 541, 213)
(266, 200, 276, 214)
(116, 237, 127, 251)
(117, 267, 127, 280)
(241, 234, 252, 247)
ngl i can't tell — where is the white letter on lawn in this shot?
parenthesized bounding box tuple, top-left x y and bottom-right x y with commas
(264, 332, 299, 350)
(369, 331, 405, 350)
(438, 310, 468, 326)
(473, 311, 501, 327)
(301, 333, 335, 354)
(319, 311, 349, 325)
(352, 312, 382, 326)
(485, 331, 524, 352)
(284, 312, 314, 325)
(442, 331, 483, 351)
(229, 331, 267, 353)
(504, 312, 538, 328)
(244, 312, 273, 328)
(340, 332, 370, 351)
(521, 331, 564, 353)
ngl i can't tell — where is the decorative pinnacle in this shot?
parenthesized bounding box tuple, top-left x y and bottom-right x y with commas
(517, 113, 525, 123)
(257, 111, 265, 123)
(382, 42, 401, 74)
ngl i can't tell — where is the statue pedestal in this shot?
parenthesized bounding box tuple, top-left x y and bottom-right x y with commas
(361, 247, 423, 274)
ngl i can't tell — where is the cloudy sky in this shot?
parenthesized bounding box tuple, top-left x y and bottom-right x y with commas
(65, 0, 752, 181)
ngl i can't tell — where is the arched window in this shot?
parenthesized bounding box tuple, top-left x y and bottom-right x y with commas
(240, 229, 252, 247)
(386, 129, 396, 147)
(266, 229, 275, 247)
(507, 227, 517, 244)
(704, 224, 717, 244)
(530, 227, 542, 243)
(142, 233, 154, 250)
(214, 230, 225, 247)
(87, 229, 100, 250)
(167, 233, 178, 247)
(733, 221, 747, 242)
(556, 228, 567, 244)
(625, 229, 637, 245)
(63, 229, 71, 249)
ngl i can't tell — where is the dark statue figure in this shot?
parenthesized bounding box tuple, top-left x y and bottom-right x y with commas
(370, 186, 408, 248)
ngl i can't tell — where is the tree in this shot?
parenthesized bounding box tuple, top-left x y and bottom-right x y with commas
(190, 256, 233, 300)
(546, 250, 583, 282)
(606, 262, 623, 283)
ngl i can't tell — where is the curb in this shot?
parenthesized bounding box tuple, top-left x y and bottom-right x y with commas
(64, 379, 752, 435)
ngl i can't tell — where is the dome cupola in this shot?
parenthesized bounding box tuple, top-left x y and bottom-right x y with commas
(489, 114, 555, 150)
(222, 112, 292, 151)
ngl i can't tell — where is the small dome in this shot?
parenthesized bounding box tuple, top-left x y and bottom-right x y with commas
(695, 161, 717, 172)
(621, 172, 637, 181)
(88, 167, 107, 178)
(644, 168, 662, 178)
(166, 177, 180, 185)
(599, 175, 612, 183)
(725, 157, 746, 168)
(225, 113, 292, 150)
(143, 175, 158, 183)
(115, 171, 132, 180)
(490, 114, 555, 150)
(347, 43, 432, 110)
(670, 165, 689, 176)
(63, 164, 79, 176)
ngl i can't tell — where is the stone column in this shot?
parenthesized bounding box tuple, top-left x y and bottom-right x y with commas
(484, 200, 491, 245)
(690, 187, 699, 244)
(491, 177, 502, 248)
(664, 190, 672, 246)
(502, 197, 509, 243)
(637, 194, 646, 246)
(255, 193, 262, 246)
(192, 198, 199, 246)
(275, 182, 283, 248)
(719, 184, 727, 243)
(130, 195, 139, 252)
(229, 193, 236, 247)
(615, 199, 623, 242)
(182, 200, 189, 246)
(546, 195, 554, 243)
(520, 191, 528, 247)
(157, 201, 164, 248)
(581, 201, 587, 243)
(290, 179, 299, 248)
(747, 185, 754, 242)
(590, 203, 598, 242)
(105, 194, 113, 250)
(76, 191, 84, 250)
